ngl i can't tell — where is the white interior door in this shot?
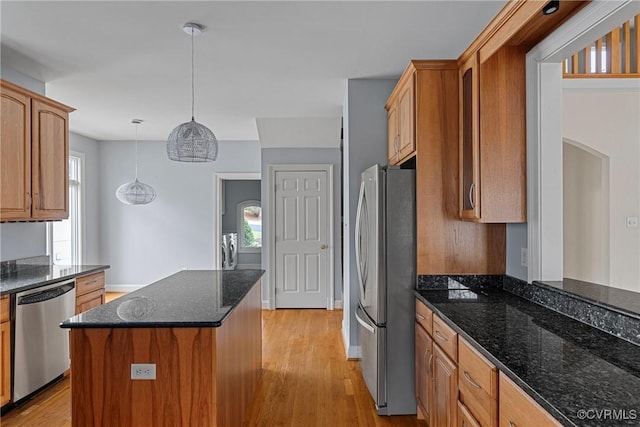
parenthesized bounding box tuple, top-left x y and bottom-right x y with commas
(274, 168, 330, 308)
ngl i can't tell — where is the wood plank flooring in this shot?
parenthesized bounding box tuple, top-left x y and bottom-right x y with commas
(1, 307, 425, 427)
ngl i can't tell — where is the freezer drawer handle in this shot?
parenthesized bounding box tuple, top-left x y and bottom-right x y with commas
(435, 330, 448, 341)
(463, 371, 482, 389)
(355, 308, 375, 334)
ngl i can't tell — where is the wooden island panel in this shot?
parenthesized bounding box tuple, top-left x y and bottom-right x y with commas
(70, 280, 262, 427)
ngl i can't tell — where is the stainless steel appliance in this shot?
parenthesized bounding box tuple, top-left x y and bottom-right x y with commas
(354, 164, 416, 415)
(14, 279, 76, 401)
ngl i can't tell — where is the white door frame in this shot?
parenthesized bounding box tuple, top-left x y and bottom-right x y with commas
(526, 0, 639, 283)
(213, 172, 261, 270)
(268, 164, 334, 310)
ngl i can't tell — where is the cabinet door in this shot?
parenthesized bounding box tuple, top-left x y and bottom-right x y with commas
(397, 78, 415, 160)
(76, 289, 105, 314)
(387, 102, 400, 164)
(0, 321, 10, 406)
(415, 323, 434, 424)
(459, 53, 480, 221)
(434, 344, 458, 427)
(0, 84, 31, 221)
(499, 373, 561, 427)
(31, 98, 69, 220)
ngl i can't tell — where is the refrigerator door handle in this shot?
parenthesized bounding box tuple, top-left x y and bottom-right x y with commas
(355, 305, 375, 334)
(355, 180, 366, 303)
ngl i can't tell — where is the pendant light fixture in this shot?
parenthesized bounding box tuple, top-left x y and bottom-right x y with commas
(167, 22, 218, 162)
(116, 119, 157, 205)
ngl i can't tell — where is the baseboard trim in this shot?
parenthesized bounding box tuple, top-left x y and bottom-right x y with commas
(106, 284, 143, 293)
(342, 324, 361, 359)
(334, 299, 343, 309)
(262, 300, 270, 309)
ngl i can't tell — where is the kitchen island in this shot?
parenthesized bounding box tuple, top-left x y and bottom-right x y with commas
(61, 269, 264, 427)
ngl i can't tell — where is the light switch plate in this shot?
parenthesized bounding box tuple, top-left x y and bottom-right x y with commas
(521, 248, 528, 267)
(626, 217, 638, 228)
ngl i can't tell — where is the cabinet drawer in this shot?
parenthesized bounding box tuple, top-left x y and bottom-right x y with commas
(458, 337, 498, 427)
(76, 271, 105, 296)
(499, 373, 562, 427)
(458, 401, 481, 427)
(76, 288, 104, 314)
(415, 298, 433, 335)
(433, 314, 458, 362)
(0, 296, 8, 323)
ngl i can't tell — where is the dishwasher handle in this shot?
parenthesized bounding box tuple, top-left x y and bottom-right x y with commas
(18, 281, 75, 305)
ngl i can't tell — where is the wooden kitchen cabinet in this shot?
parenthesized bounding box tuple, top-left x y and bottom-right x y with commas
(0, 79, 74, 222)
(499, 373, 562, 427)
(459, 46, 526, 223)
(75, 271, 105, 314)
(434, 343, 458, 427)
(386, 64, 416, 165)
(415, 318, 434, 424)
(458, 337, 498, 427)
(1, 295, 11, 406)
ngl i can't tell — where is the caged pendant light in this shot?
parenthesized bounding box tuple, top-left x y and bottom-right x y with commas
(116, 119, 157, 205)
(167, 22, 218, 162)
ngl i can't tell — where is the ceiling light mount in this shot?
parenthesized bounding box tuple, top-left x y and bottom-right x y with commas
(182, 22, 203, 36)
(542, 0, 559, 15)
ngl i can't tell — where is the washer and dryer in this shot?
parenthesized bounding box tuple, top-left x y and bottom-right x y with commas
(221, 232, 238, 270)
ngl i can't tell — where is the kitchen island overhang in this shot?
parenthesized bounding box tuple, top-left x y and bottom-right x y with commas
(61, 269, 264, 427)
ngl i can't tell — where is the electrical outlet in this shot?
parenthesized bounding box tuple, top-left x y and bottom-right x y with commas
(521, 248, 528, 267)
(131, 363, 156, 380)
(626, 217, 638, 228)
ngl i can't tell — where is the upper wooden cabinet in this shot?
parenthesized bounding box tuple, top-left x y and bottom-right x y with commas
(459, 46, 527, 223)
(386, 65, 416, 165)
(0, 79, 74, 222)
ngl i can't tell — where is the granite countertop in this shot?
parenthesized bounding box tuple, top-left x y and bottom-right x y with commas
(61, 269, 265, 329)
(416, 286, 640, 427)
(0, 264, 110, 295)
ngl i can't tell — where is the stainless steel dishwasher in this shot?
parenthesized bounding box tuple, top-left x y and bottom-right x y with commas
(14, 279, 76, 401)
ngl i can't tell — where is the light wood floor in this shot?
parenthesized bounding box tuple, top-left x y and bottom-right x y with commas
(2, 306, 425, 427)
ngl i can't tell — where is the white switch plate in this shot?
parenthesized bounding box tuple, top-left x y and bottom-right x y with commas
(521, 248, 528, 267)
(131, 363, 156, 380)
(626, 217, 638, 228)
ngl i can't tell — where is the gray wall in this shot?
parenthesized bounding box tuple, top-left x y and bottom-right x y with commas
(342, 78, 396, 356)
(0, 66, 47, 261)
(99, 140, 261, 286)
(222, 179, 261, 266)
(506, 224, 528, 280)
(261, 147, 342, 307)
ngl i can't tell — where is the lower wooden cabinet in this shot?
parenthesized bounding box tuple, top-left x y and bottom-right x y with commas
(415, 322, 434, 424)
(499, 373, 562, 427)
(1, 295, 11, 406)
(75, 271, 105, 314)
(458, 337, 498, 427)
(458, 400, 481, 427)
(434, 343, 458, 427)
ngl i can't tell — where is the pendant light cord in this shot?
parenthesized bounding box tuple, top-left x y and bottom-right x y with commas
(134, 122, 139, 179)
(191, 29, 195, 121)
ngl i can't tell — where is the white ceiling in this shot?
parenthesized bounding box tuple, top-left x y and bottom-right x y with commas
(1, 1, 506, 142)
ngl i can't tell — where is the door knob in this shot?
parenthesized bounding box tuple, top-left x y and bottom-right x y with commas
(320, 244, 327, 249)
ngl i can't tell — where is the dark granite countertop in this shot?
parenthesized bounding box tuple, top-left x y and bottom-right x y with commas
(416, 286, 640, 427)
(61, 269, 265, 329)
(0, 264, 110, 295)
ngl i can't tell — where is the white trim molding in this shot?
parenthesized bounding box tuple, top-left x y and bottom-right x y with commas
(213, 173, 261, 270)
(268, 164, 335, 310)
(526, 0, 639, 283)
(342, 324, 361, 359)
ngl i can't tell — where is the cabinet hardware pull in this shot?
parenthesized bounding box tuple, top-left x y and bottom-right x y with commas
(435, 330, 448, 341)
(416, 313, 426, 320)
(27, 193, 32, 209)
(428, 353, 434, 380)
(463, 422, 468, 427)
(508, 421, 517, 427)
(469, 183, 475, 210)
(463, 370, 482, 389)
(394, 135, 400, 161)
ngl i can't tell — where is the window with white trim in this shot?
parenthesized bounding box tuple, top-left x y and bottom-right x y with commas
(48, 154, 82, 265)
(237, 200, 262, 252)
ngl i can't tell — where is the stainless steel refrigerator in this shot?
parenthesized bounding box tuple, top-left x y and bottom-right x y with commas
(354, 164, 416, 415)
